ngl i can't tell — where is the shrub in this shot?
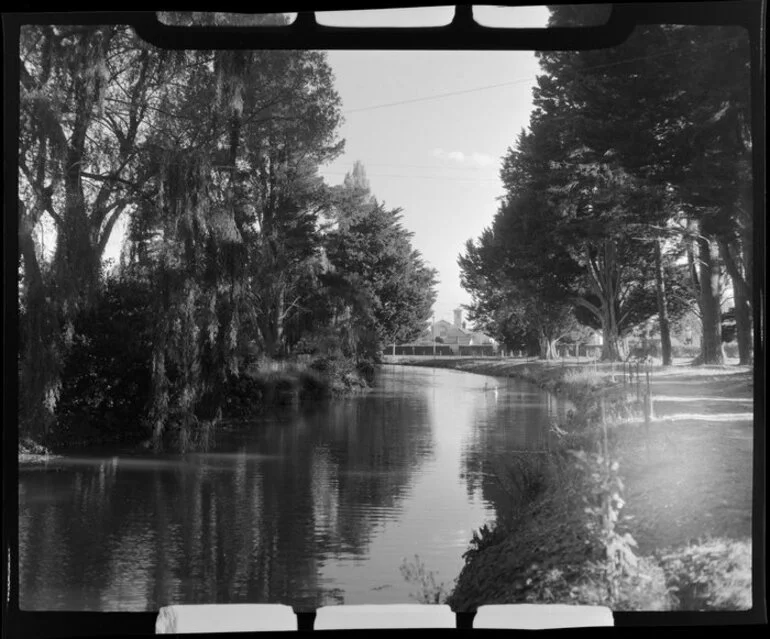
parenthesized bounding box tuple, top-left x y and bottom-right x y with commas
(658, 538, 752, 610)
(309, 355, 341, 376)
(455, 439, 675, 611)
(400, 555, 453, 604)
(563, 366, 602, 389)
(271, 374, 296, 394)
(356, 359, 376, 384)
(224, 361, 334, 414)
(18, 437, 53, 457)
(54, 277, 154, 446)
(489, 452, 566, 516)
(309, 354, 373, 393)
(166, 416, 214, 453)
(298, 369, 330, 401)
(519, 555, 674, 610)
(465, 522, 508, 561)
(223, 373, 265, 416)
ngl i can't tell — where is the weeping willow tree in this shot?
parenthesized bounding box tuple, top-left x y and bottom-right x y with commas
(19, 22, 383, 450)
(134, 51, 250, 451)
(18, 26, 110, 439)
(144, 150, 245, 451)
(18, 25, 169, 440)
(16, 24, 283, 447)
(129, 45, 343, 449)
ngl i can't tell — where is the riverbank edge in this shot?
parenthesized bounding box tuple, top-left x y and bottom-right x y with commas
(385, 357, 633, 421)
(19, 356, 375, 460)
(390, 357, 752, 612)
(224, 358, 374, 414)
(18, 438, 64, 465)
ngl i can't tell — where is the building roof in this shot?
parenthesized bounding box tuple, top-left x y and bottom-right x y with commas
(407, 319, 497, 347)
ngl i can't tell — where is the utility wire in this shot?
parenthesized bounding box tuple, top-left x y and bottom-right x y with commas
(344, 77, 536, 113)
(353, 162, 496, 171)
(343, 34, 746, 114)
(320, 169, 740, 187)
(320, 170, 500, 183)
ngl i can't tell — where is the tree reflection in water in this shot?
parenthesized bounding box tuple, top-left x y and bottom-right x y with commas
(458, 378, 571, 522)
(19, 369, 434, 610)
(19, 367, 560, 610)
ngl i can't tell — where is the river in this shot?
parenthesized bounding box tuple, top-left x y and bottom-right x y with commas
(18, 364, 570, 611)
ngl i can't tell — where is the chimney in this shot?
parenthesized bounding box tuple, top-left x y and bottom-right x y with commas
(453, 308, 463, 329)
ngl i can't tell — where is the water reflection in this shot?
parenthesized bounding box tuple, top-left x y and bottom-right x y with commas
(19, 366, 568, 610)
(459, 375, 571, 518)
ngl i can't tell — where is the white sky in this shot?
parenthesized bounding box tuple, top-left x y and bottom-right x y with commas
(316, 6, 549, 324)
(101, 6, 550, 325)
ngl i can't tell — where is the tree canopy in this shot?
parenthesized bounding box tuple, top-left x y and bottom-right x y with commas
(18, 25, 438, 449)
(460, 11, 752, 363)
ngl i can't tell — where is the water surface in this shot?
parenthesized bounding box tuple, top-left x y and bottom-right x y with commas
(19, 365, 569, 610)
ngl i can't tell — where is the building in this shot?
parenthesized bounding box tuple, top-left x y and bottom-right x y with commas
(433, 318, 471, 348)
(390, 308, 497, 356)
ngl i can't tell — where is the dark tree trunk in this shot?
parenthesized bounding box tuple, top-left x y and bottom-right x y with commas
(259, 290, 285, 359)
(698, 236, 725, 365)
(599, 307, 623, 362)
(600, 331, 623, 361)
(575, 294, 623, 362)
(733, 273, 752, 365)
(654, 239, 673, 366)
(718, 238, 752, 365)
(54, 84, 101, 309)
(580, 241, 624, 362)
(718, 237, 751, 310)
(18, 205, 59, 440)
(260, 322, 278, 360)
(538, 333, 557, 360)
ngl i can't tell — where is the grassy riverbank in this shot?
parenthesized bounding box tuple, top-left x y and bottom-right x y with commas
(390, 356, 754, 612)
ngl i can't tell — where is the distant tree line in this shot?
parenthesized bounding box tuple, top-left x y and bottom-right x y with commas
(459, 6, 753, 364)
(18, 18, 437, 448)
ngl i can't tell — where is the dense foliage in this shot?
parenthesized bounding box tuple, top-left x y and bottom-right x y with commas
(55, 277, 155, 446)
(459, 8, 753, 363)
(18, 25, 437, 449)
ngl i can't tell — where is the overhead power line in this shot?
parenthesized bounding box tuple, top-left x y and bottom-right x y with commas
(354, 162, 497, 171)
(344, 77, 535, 113)
(343, 34, 746, 115)
(320, 170, 500, 183)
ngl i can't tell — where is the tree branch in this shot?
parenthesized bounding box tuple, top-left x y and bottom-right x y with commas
(18, 199, 44, 288)
(572, 295, 603, 323)
(96, 202, 129, 258)
(19, 162, 64, 228)
(81, 170, 141, 190)
(583, 245, 605, 299)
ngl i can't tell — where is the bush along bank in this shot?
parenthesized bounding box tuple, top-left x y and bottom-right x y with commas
(25, 354, 376, 457)
(441, 361, 751, 612)
(18, 437, 59, 464)
(447, 408, 674, 611)
(223, 355, 374, 418)
(140, 356, 376, 452)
